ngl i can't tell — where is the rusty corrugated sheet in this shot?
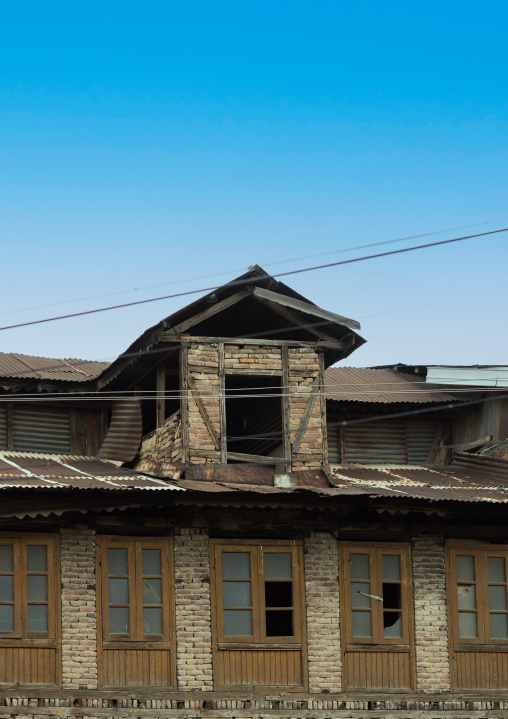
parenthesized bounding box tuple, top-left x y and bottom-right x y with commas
(0, 352, 109, 383)
(325, 367, 479, 404)
(96, 399, 143, 462)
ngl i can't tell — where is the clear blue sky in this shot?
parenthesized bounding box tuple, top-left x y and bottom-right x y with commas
(0, 1, 507, 366)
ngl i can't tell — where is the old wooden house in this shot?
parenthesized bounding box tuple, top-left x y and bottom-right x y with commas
(0, 266, 507, 719)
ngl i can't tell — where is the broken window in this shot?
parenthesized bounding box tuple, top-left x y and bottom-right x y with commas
(225, 376, 283, 458)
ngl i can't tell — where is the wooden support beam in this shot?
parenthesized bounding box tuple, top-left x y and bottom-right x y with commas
(281, 346, 291, 472)
(156, 366, 165, 428)
(187, 373, 220, 451)
(226, 452, 288, 465)
(218, 342, 227, 464)
(164, 335, 345, 349)
(6, 402, 13, 451)
(292, 375, 320, 455)
(222, 368, 283, 377)
(319, 352, 328, 465)
(179, 347, 189, 463)
(162, 290, 249, 338)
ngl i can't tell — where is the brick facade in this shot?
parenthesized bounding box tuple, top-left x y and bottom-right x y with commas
(174, 527, 214, 690)
(60, 525, 98, 689)
(304, 532, 342, 692)
(289, 348, 322, 470)
(412, 532, 451, 693)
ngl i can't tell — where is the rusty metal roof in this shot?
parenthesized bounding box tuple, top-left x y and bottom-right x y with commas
(325, 367, 480, 404)
(0, 452, 183, 491)
(0, 353, 110, 383)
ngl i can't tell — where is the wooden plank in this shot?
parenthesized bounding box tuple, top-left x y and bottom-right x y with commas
(252, 293, 340, 343)
(162, 289, 249, 338)
(179, 347, 189, 463)
(6, 402, 13, 451)
(426, 421, 445, 464)
(156, 366, 165, 428)
(226, 452, 288, 465)
(223, 368, 283, 376)
(318, 353, 328, 465)
(187, 373, 220, 450)
(218, 343, 227, 463)
(292, 375, 320, 454)
(281, 346, 291, 472)
(165, 335, 345, 349)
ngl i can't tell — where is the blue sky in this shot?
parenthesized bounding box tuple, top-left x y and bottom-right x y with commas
(0, 1, 507, 366)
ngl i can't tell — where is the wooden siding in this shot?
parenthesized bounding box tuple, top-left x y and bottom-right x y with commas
(454, 651, 508, 689)
(217, 648, 303, 687)
(343, 650, 412, 690)
(101, 649, 172, 687)
(0, 646, 57, 684)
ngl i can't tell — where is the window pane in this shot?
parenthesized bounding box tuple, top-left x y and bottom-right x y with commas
(110, 607, 129, 634)
(142, 549, 161, 576)
(382, 555, 401, 581)
(458, 612, 478, 638)
(266, 609, 293, 636)
(456, 555, 475, 582)
(488, 557, 506, 583)
(350, 554, 369, 580)
(142, 578, 162, 605)
(108, 548, 128, 575)
(223, 581, 251, 607)
(383, 582, 401, 609)
(490, 613, 508, 639)
(28, 604, 48, 632)
(352, 611, 372, 637)
(27, 546, 47, 572)
(27, 575, 47, 602)
(0, 546, 13, 572)
(384, 611, 402, 638)
(222, 552, 250, 579)
(109, 577, 129, 604)
(351, 582, 371, 608)
(143, 607, 163, 635)
(0, 576, 13, 602)
(224, 609, 252, 636)
(265, 581, 292, 607)
(457, 584, 476, 610)
(264, 553, 292, 579)
(0, 604, 13, 632)
(489, 585, 507, 611)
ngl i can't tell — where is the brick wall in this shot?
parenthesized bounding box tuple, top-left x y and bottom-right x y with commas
(60, 525, 98, 689)
(188, 344, 221, 463)
(304, 532, 342, 692)
(289, 348, 322, 470)
(174, 528, 213, 690)
(412, 533, 451, 693)
(136, 409, 182, 470)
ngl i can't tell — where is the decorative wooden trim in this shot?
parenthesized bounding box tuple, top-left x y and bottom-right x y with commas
(292, 376, 320, 455)
(162, 290, 250, 339)
(187, 373, 220, 451)
(179, 347, 189, 464)
(218, 343, 227, 464)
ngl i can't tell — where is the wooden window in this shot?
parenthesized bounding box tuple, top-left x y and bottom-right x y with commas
(340, 543, 414, 690)
(211, 539, 307, 688)
(97, 537, 175, 688)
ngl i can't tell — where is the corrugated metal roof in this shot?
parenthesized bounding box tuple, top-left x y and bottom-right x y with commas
(0, 353, 110, 383)
(325, 367, 480, 404)
(0, 452, 183, 491)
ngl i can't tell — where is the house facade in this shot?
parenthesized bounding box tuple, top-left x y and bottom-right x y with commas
(0, 267, 507, 718)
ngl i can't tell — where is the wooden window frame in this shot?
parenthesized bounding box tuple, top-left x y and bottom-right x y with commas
(447, 543, 508, 648)
(340, 542, 413, 648)
(0, 534, 59, 645)
(211, 539, 305, 647)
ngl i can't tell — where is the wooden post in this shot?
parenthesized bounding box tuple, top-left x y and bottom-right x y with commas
(156, 366, 165, 428)
(319, 352, 328, 466)
(218, 342, 227, 464)
(180, 347, 189, 463)
(281, 346, 291, 472)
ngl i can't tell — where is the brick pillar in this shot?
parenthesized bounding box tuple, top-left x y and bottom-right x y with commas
(412, 533, 451, 692)
(60, 525, 98, 689)
(304, 532, 341, 692)
(174, 528, 213, 690)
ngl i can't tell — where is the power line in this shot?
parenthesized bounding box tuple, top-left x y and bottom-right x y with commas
(0, 226, 506, 333)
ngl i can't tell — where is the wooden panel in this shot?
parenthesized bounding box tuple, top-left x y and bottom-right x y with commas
(343, 650, 412, 690)
(455, 651, 508, 689)
(101, 649, 172, 687)
(217, 648, 302, 687)
(0, 646, 57, 684)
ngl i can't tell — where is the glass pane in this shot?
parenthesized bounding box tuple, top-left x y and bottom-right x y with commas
(142, 578, 162, 605)
(266, 609, 293, 636)
(490, 613, 508, 639)
(109, 577, 129, 604)
(27, 546, 46, 572)
(222, 552, 250, 579)
(489, 585, 507, 611)
(0, 604, 13, 632)
(382, 555, 401, 581)
(458, 584, 476, 610)
(142, 549, 161, 576)
(143, 607, 163, 634)
(488, 557, 506, 583)
(0, 546, 13, 572)
(108, 548, 128, 575)
(28, 575, 47, 602)
(351, 582, 371, 608)
(265, 581, 292, 607)
(264, 553, 292, 579)
(456, 555, 475, 582)
(384, 611, 402, 638)
(224, 609, 252, 636)
(352, 611, 372, 637)
(383, 582, 401, 609)
(223, 581, 251, 607)
(110, 606, 129, 634)
(458, 612, 478, 638)
(350, 554, 369, 580)
(28, 604, 48, 632)
(0, 576, 13, 602)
